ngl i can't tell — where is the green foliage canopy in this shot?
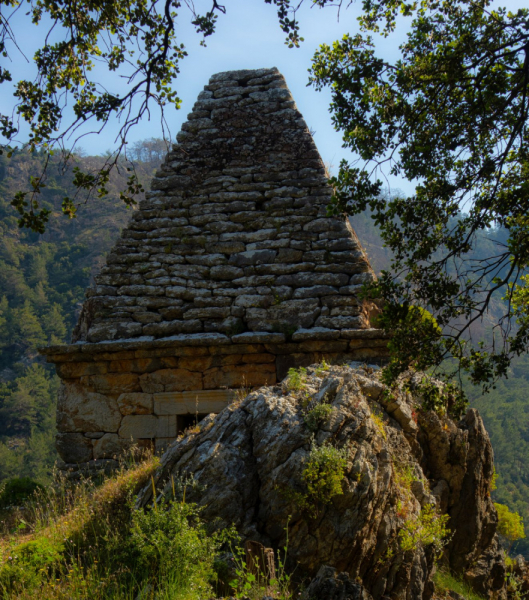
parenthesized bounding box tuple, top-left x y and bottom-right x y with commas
(306, 0, 529, 388)
(494, 502, 525, 552)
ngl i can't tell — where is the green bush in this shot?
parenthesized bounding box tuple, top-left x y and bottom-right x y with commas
(286, 367, 307, 392)
(399, 504, 450, 555)
(304, 404, 333, 431)
(127, 500, 224, 598)
(302, 442, 348, 506)
(0, 477, 43, 508)
(495, 502, 525, 553)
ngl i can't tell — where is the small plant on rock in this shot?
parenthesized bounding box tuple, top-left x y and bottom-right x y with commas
(283, 441, 349, 517)
(314, 359, 330, 377)
(370, 409, 387, 440)
(399, 504, 450, 556)
(302, 442, 348, 507)
(286, 367, 307, 392)
(304, 403, 333, 431)
(393, 463, 421, 520)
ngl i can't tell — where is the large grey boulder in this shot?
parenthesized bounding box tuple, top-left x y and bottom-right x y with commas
(137, 364, 505, 600)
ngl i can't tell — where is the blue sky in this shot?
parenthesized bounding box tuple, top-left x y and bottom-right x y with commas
(1, 0, 411, 192)
(1, 0, 526, 196)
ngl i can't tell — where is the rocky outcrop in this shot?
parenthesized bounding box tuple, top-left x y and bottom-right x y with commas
(302, 566, 373, 600)
(137, 363, 506, 599)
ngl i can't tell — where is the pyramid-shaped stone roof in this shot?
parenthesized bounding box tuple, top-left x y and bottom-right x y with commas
(73, 67, 376, 345)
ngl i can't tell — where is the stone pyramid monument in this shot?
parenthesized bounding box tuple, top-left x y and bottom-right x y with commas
(41, 68, 388, 468)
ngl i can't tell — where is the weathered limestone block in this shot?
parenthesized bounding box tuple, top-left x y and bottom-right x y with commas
(56, 432, 94, 463)
(57, 383, 122, 433)
(349, 346, 389, 358)
(153, 389, 236, 415)
(118, 415, 176, 439)
(246, 299, 320, 332)
(242, 353, 275, 364)
(292, 327, 340, 341)
(108, 357, 162, 373)
(117, 392, 153, 415)
(56, 361, 108, 378)
(93, 433, 130, 460)
(177, 356, 213, 371)
(316, 315, 365, 329)
(139, 369, 203, 393)
(229, 249, 277, 266)
(85, 373, 140, 395)
(143, 319, 203, 337)
(87, 322, 142, 342)
(119, 415, 158, 438)
(297, 340, 349, 353)
(210, 265, 244, 280)
(232, 332, 285, 344)
(203, 363, 276, 388)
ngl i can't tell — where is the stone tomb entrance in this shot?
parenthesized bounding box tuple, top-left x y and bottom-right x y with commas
(40, 67, 388, 467)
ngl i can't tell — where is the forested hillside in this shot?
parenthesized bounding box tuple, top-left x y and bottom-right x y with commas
(1, 146, 528, 555)
(0, 142, 163, 481)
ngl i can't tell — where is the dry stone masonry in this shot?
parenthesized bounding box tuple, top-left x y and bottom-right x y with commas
(40, 67, 389, 467)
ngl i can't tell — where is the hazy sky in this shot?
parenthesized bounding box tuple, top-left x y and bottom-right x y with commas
(1, 0, 526, 196)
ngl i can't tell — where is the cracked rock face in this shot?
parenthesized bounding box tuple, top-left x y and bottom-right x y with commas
(136, 364, 505, 600)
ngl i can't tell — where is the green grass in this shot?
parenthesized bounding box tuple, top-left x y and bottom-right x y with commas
(0, 452, 294, 600)
(433, 569, 487, 600)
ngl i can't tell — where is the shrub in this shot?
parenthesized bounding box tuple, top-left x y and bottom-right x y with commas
(302, 442, 348, 506)
(0, 478, 43, 508)
(495, 502, 525, 553)
(304, 404, 333, 431)
(128, 499, 220, 598)
(399, 504, 450, 555)
(286, 367, 307, 392)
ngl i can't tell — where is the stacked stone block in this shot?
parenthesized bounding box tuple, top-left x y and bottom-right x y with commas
(41, 68, 389, 467)
(73, 67, 375, 344)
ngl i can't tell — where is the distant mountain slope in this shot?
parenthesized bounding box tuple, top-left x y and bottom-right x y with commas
(467, 353, 529, 556)
(0, 143, 160, 481)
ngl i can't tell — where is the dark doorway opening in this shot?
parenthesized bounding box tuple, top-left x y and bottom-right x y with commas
(177, 413, 209, 434)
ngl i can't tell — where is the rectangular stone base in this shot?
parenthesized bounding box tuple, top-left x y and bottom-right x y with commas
(42, 330, 389, 464)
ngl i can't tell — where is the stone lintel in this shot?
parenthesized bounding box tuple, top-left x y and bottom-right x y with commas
(153, 389, 236, 415)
